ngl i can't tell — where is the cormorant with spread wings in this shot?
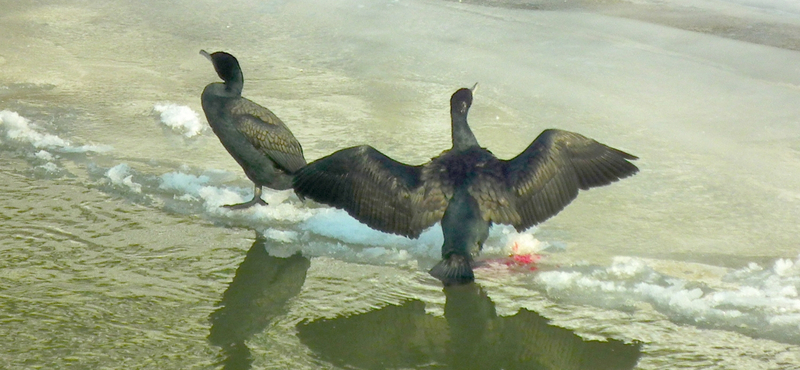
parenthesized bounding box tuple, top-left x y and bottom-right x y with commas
(293, 86, 638, 285)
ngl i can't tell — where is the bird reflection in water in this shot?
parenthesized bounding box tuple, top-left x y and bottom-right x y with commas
(208, 235, 640, 369)
(208, 234, 310, 369)
(298, 283, 642, 370)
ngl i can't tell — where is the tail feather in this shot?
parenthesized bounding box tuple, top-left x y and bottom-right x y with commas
(429, 254, 474, 286)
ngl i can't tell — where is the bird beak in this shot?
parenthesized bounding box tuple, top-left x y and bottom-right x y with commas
(470, 82, 479, 94)
(199, 49, 212, 61)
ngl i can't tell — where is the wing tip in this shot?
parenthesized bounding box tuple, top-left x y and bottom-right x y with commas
(615, 148, 639, 161)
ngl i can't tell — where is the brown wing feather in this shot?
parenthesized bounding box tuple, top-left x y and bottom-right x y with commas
(229, 98, 306, 173)
(499, 129, 639, 232)
(293, 146, 448, 238)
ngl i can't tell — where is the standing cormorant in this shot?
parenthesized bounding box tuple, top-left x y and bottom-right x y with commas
(293, 86, 638, 285)
(200, 50, 306, 209)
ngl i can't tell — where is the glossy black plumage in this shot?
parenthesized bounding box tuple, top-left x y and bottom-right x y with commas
(200, 50, 306, 209)
(293, 87, 638, 284)
(429, 187, 489, 285)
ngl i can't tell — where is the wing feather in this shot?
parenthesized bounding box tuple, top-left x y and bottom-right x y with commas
(293, 145, 448, 238)
(499, 129, 638, 232)
(229, 98, 306, 173)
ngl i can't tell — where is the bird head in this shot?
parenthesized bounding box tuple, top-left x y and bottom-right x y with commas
(450, 83, 477, 115)
(200, 50, 241, 84)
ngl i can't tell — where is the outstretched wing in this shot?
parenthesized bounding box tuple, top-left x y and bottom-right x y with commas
(229, 98, 306, 173)
(292, 146, 449, 238)
(497, 129, 639, 231)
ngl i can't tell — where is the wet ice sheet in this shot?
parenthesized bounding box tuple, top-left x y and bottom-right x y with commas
(533, 256, 800, 344)
(3, 0, 800, 368)
(5, 108, 800, 353)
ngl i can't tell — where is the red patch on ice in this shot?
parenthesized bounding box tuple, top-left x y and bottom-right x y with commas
(503, 241, 542, 270)
(512, 254, 532, 264)
(474, 242, 543, 272)
(505, 254, 541, 271)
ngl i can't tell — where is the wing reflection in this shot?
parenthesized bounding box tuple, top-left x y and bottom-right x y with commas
(297, 300, 447, 369)
(208, 234, 311, 370)
(298, 283, 642, 370)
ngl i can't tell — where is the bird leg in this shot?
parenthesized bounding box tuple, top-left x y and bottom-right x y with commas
(223, 185, 268, 209)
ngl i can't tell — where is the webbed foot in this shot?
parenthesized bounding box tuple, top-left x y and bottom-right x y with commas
(222, 196, 268, 210)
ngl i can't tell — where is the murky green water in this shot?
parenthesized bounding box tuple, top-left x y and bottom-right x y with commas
(3, 0, 800, 369)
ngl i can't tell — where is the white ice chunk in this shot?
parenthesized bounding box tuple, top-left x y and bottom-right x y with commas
(159, 172, 211, 195)
(0, 110, 111, 152)
(153, 103, 206, 137)
(263, 228, 299, 243)
(774, 258, 795, 277)
(34, 150, 55, 161)
(37, 162, 59, 173)
(106, 163, 142, 193)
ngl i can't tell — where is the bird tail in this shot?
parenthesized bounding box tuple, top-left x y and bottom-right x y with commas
(429, 254, 475, 286)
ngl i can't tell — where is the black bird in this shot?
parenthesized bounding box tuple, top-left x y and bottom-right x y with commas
(293, 86, 638, 285)
(200, 50, 306, 209)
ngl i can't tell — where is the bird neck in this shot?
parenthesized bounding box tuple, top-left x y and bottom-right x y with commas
(451, 112, 479, 150)
(223, 71, 244, 97)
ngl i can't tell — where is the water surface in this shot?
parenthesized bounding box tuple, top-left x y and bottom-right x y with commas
(2, 0, 800, 368)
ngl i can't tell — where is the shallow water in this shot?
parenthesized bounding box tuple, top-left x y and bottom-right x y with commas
(2, 0, 800, 369)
